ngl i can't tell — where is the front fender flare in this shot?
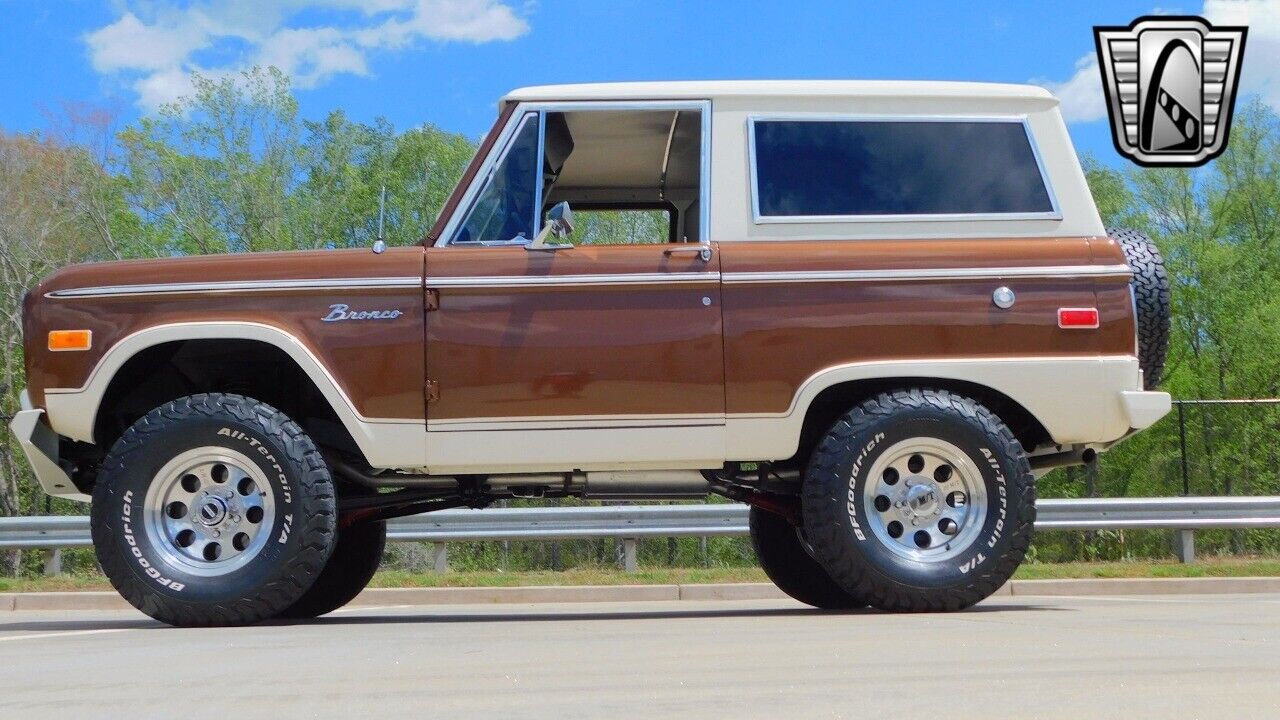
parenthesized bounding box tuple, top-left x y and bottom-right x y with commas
(42, 321, 426, 468)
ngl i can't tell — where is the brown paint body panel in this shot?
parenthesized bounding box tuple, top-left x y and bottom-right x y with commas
(22, 235, 1138, 443)
(718, 238, 1135, 415)
(424, 244, 724, 422)
(24, 247, 426, 420)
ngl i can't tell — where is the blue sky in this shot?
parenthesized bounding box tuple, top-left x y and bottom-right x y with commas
(2, 1, 1278, 166)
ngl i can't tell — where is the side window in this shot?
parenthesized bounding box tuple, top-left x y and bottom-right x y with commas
(453, 114, 539, 244)
(751, 119, 1056, 219)
(566, 207, 674, 246)
(444, 104, 706, 247)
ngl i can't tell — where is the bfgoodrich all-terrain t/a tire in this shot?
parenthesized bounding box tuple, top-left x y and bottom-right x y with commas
(801, 389, 1035, 612)
(278, 519, 386, 619)
(91, 393, 337, 627)
(749, 507, 864, 610)
(1109, 227, 1171, 389)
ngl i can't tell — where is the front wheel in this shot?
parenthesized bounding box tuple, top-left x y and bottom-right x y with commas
(801, 389, 1035, 612)
(91, 393, 337, 627)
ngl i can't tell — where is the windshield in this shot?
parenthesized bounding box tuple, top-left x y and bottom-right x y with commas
(453, 113, 539, 245)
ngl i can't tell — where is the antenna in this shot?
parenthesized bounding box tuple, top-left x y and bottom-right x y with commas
(372, 185, 387, 254)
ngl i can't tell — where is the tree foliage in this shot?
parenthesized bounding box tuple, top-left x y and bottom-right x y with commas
(116, 68, 475, 254)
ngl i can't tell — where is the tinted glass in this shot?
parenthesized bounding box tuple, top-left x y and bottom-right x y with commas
(752, 120, 1054, 217)
(454, 114, 539, 244)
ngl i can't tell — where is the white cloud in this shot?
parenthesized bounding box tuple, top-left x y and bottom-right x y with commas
(86, 12, 211, 73)
(85, 0, 530, 111)
(133, 67, 200, 110)
(1037, 1, 1280, 124)
(1204, 0, 1280, 110)
(1035, 53, 1108, 123)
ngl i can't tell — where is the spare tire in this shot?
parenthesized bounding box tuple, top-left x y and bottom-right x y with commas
(1109, 228, 1170, 389)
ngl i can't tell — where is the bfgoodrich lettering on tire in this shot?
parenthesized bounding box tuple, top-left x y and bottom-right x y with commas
(90, 393, 337, 627)
(800, 389, 1035, 612)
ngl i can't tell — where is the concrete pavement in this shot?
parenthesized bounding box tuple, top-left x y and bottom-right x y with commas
(1, 593, 1278, 719)
(6, 576, 1280, 612)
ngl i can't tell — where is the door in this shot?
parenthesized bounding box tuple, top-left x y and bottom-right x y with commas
(421, 102, 722, 474)
(423, 243, 724, 474)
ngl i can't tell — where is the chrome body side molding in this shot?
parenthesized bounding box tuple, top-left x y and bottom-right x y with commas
(45, 277, 423, 299)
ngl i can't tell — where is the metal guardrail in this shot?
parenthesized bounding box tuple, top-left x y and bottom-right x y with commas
(3, 497, 1279, 550)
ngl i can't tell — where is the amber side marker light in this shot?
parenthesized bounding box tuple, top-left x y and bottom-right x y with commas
(1057, 308, 1100, 329)
(48, 329, 92, 352)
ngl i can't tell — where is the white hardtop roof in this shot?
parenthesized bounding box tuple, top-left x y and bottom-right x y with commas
(503, 80, 1057, 105)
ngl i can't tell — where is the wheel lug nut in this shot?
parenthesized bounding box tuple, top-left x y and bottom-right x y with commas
(213, 530, 221, 537)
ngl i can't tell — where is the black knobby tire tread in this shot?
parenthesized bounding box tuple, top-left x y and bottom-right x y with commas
(91, 393, 336, 627)
(748, 507, 865, 610)
(800, 388, 1036, 612)
(1109, 228, 1171, 390)
(278, 519, 386, 619)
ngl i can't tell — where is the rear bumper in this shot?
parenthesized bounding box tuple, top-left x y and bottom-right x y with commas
(9, 391, 88, 502)
(1121, 390, 1173, 431)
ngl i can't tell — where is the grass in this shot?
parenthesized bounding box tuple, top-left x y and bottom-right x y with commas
(0, 557, 1278, 593)
(1014, 556, 1280, 579)
(368, 566, 770, 588)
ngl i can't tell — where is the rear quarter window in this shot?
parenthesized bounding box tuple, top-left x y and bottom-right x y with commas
(750, 119, 1057, 220)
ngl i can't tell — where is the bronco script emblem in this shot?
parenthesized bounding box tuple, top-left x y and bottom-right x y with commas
(322, 303, 403, 322)
(1095, 16, 1247, 167)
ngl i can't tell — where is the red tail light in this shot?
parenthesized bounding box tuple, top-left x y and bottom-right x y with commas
(1058, 308, 1100, 329)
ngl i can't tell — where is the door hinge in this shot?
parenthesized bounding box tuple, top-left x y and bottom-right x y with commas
(425, 379, 440, 403)
(425, 288, 440, 312)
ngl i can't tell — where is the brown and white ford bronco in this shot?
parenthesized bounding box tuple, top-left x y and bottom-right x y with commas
(12, 81, 1172, 625)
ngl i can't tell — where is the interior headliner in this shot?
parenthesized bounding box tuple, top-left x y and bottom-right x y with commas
(550, 110, 701, 194)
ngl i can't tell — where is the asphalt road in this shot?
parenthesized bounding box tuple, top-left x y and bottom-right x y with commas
(1, 593, 1277, 719)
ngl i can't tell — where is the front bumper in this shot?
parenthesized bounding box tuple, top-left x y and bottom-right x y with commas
(9, 392, 89, 502)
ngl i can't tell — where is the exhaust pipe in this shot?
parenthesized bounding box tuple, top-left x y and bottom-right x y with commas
(581, 471, 710, 499)
(1029, 447, 1097, 472)
(332, 461, 710, 498)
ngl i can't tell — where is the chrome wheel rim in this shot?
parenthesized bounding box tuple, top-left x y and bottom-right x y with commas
(861, 438, 988, 562)
(143, 447, 275, 576)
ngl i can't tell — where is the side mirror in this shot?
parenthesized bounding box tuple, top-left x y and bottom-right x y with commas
(527, 201, 575, 251)
(547, 201, 574, 238)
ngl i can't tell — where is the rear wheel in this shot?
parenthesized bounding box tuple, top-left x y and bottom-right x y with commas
(91, 393, 336, 627)
(749, 506, 864, 609)
(279, 519, 386, 619)
(801, 389, 1035, 612)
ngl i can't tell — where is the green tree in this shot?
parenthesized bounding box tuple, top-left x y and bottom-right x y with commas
(119, 67, 307, 254)
(298, 111, 475, 248)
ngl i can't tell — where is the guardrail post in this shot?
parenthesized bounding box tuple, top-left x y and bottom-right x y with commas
(1174, 529, 1196, 563)
(622, 538, 638, 573)
(432, 542, 448, 573)
(43, 548, 62, 576)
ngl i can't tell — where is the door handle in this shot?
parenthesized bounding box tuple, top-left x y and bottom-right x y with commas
(664, 245, 713, 262)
